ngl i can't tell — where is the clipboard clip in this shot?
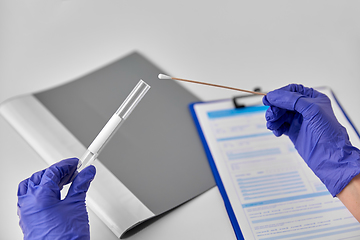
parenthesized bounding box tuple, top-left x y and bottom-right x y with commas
(232, 87, 263, 109)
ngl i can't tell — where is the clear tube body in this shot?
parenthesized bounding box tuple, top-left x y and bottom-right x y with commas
(76, 80, 150, 172)
(77, 149, 98, 172)
(116, 80, 151, 119)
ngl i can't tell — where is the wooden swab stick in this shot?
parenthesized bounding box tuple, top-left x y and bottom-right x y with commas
(158, 74, 266, 96)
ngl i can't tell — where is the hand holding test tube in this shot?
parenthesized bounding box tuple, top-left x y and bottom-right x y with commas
(76, 80, 150, 173)
(17, 80, 150, 239)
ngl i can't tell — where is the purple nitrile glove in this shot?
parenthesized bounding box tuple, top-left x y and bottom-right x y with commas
(17, 158, 96, 240)
(262, 84, 360, 197)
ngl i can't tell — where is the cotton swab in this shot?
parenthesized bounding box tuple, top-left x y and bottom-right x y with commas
(158, 74, 266, 96)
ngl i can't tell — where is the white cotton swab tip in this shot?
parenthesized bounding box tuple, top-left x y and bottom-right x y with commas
(158, 74, 172, 80)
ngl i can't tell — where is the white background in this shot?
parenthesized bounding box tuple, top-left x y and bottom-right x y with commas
(1, 0, 360, 239)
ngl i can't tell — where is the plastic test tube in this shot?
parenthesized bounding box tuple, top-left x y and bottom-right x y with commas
(76, 79, 150, 172)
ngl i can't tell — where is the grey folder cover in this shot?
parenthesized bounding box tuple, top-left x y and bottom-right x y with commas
(34, 52, 215, 217)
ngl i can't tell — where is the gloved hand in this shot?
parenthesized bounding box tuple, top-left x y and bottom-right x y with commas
(263, 84, 360, 197)
(17, 158, 96, 240)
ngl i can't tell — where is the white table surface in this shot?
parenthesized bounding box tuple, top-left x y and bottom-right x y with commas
(1, 1, 360, 239)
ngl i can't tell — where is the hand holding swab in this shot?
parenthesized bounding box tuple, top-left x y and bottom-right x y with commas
(158, 74, 266, 96)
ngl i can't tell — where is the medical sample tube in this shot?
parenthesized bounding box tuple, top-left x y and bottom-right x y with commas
(76, 80, 150, 173)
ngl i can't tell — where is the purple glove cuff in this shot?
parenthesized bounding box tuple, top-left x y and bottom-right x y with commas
(310, 143, 360, 197)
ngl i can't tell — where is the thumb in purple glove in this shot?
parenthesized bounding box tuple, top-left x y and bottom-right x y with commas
(263, 84, 360, 197)
(17, 158, 96, 240)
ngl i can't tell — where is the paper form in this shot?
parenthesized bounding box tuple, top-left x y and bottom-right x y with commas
(193, 98, 360, 240)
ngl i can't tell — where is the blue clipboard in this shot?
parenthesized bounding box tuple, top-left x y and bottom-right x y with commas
(189, 101, 245, 240)
(188, 89, 360, 240)
(331, 91, 360, 139)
